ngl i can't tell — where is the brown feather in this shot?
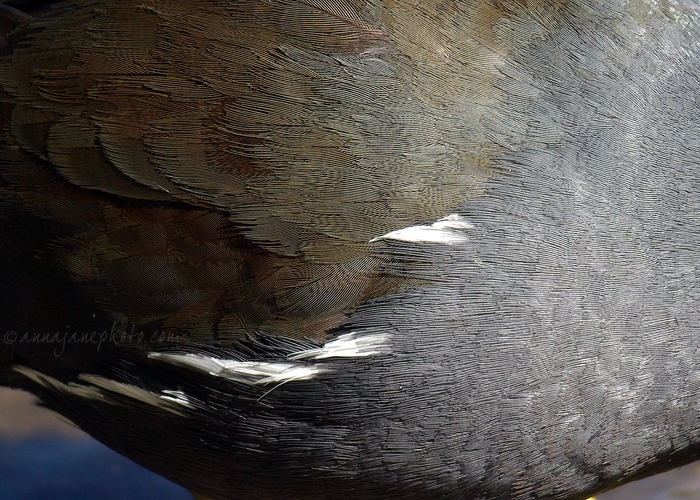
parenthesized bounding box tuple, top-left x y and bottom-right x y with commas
(0, 0, 516, 342)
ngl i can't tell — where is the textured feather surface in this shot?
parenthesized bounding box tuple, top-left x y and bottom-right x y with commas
(0, 0, 509, 341)
(3, 1, 700, 499)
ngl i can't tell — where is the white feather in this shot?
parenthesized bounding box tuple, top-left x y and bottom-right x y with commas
(370, 213, 472, 244)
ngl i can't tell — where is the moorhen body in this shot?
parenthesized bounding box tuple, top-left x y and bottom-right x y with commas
(2, 0, 700, 498)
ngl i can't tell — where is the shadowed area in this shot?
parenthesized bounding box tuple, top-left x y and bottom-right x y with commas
(0, 387, 192, 500)
(2, 385, 700, 500)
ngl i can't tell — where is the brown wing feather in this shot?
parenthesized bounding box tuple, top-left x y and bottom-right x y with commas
(0, 0, 519, 342)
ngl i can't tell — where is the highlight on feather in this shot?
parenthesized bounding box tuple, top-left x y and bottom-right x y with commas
(12, 366, 189, 415)
(369, 214, 473, 244)
(147, 354, 325, 385)
(287, 331, 392, 360)
(148, 331, 392, 385)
